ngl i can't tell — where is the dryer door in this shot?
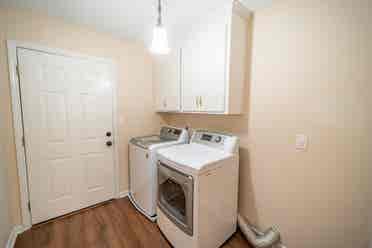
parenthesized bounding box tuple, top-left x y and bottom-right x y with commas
(157, 162, 194, 236)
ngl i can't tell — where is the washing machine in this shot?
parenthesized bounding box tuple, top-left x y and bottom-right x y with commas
(156, 130, 239, 248)
(129, 126, 188, 221)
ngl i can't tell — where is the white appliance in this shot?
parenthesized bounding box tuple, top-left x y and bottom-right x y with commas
(156, 130, 239, 248)
(129, 126, 188, 221)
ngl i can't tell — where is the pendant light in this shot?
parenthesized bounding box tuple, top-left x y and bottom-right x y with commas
(150, 0, 170, 54)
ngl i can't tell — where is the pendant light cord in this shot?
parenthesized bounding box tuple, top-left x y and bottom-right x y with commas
(157, 0, 162, 26)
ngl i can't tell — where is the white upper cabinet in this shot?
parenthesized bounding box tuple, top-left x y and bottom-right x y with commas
(182, 7, 227, 113)
(153, 50, 181, 112)
(153, 1, 251, 115)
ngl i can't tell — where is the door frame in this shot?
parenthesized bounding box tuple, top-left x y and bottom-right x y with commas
(7, 40, 121, 229)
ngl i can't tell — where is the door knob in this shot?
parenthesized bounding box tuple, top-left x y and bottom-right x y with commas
(106, 141, 113, 147)
(106, 132, 112, 137)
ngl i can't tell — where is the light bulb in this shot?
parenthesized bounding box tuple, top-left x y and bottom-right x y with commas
(150, 25, 170, 54)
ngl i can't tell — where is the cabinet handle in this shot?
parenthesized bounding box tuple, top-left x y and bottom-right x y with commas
(195, 96, 199, 108)
(200, 96, 202, 108)
(163, 99, 167, 108)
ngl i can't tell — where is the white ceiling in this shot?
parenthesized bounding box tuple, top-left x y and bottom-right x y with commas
(0, 0, 272, 45)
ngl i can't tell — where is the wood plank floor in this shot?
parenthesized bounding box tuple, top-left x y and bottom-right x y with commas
(15, 197, 251, 248)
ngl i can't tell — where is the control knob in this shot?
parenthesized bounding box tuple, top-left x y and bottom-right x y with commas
(215, 136, 222, 143)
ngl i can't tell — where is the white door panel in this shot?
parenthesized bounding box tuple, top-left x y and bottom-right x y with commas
(17, 48, 115, 224)
(82, 152, 114, 206)
(153, 50, 181, 112)
(181, 7, 227, 113)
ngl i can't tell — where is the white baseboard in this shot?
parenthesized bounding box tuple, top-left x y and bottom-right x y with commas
(6, 225, 26, 248)
(118, 190, 129, 199)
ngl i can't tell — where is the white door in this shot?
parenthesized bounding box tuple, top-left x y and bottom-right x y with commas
(182, 33, 203, 112)
(17, 48, 115, 224)
(197, 11, 227, 113)
(153, 50, 181, 112)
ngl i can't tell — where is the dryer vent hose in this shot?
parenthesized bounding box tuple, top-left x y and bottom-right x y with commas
(238, 215, 281, 248)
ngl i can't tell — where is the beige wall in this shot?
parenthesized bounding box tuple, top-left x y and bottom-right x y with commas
(0, 141, 11, 247)
(1, 1, 371, 247)
(0, 7, 164, 226)
(163, 0, 372, 247)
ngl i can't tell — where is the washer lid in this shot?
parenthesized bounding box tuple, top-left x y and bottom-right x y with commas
(130, 135, 175, 149)
(157, 143, 233, 173)
(130, 126, 189, 149)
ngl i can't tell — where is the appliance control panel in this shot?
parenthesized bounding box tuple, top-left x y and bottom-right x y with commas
(200, 133, 224, 144)
(160, 126, 185, 140)
(192, 130, 239, 154)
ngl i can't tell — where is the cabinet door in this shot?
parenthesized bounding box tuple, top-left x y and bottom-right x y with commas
(182, 35, 203, 112)
(153, 50, 181, 112)
(182, 8, 228, 113)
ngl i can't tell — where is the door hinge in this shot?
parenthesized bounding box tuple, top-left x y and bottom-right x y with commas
(22, 136, 25, 147)
(28, 201, 31, 212)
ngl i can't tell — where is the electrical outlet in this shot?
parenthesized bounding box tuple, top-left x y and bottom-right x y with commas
(295, 134, 308, 151)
